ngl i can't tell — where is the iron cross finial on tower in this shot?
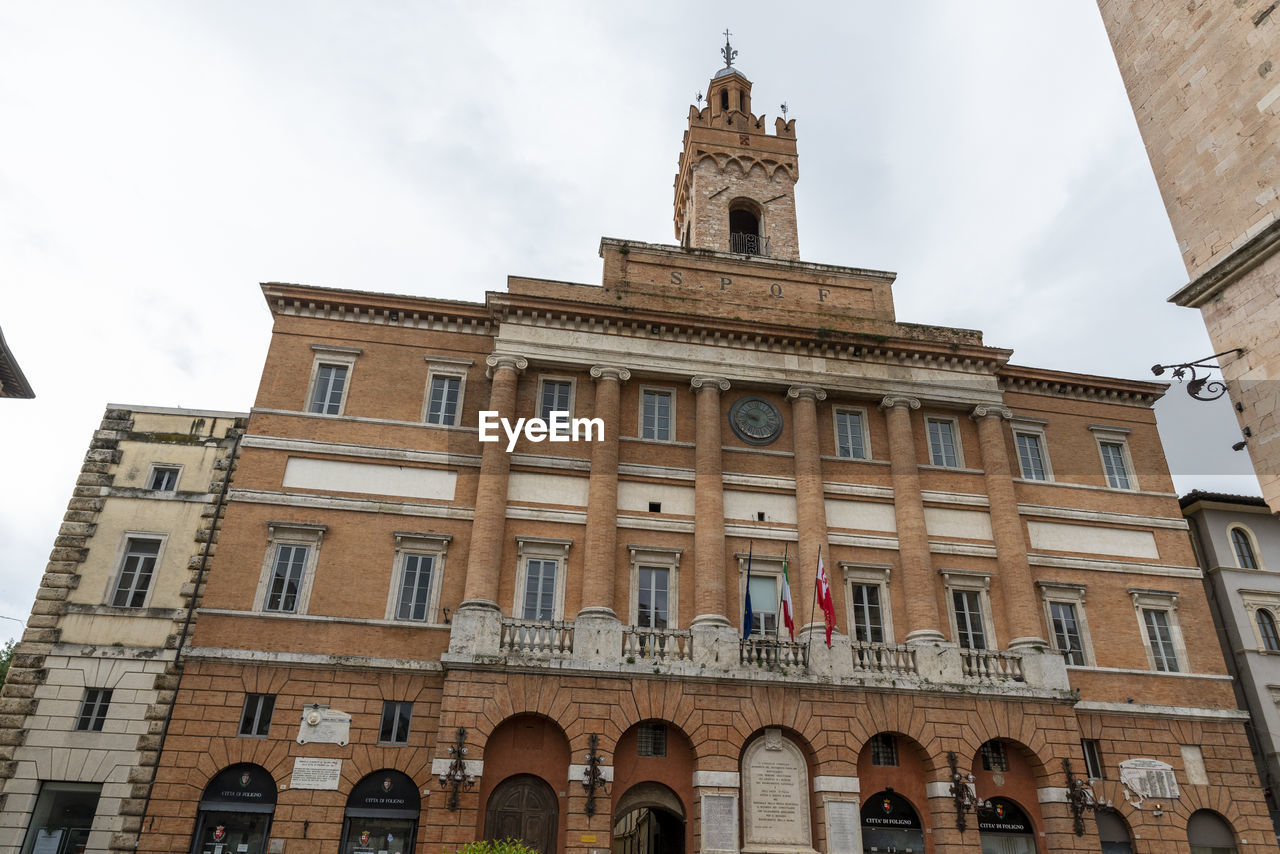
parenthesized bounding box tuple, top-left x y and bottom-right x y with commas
(721, 29, 737, 68)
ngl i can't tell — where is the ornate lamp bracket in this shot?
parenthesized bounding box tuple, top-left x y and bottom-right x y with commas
(1063, 758, 1114, 836)
(438, 726, 474, 811)
(1151, 349, 1243, 401)
(582, 733, 608, 816)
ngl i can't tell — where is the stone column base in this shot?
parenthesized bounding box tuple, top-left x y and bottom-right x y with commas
(691, 615, 738, 669)
(572, 608, 623, 664)
(446, 600, 502, 657)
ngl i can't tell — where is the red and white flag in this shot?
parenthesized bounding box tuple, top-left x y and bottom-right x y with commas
(815, 553, 836, 647)
(779, 548, 795, 640)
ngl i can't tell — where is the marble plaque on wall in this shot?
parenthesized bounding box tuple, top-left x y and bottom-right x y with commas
(1119, 758, 1179, 800)
(824, 799, 861, 854)
(290, 757, 342, 790)
(296, 705, 351, 746)
(742, 728, 813, 852)
(702, 793, 739, 853)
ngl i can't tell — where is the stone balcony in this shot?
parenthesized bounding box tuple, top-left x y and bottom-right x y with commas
(443, 604, 1074, 700)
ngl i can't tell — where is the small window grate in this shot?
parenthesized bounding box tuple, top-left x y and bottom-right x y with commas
(638, 723, 667, 757)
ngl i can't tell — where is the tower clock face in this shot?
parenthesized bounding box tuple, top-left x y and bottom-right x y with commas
(729, 396, 783, 445)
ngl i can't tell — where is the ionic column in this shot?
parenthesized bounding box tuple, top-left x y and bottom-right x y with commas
(692, 376, 731, 626)
(879, 396, 944, 642)
(580, 365, 630, 617)
(971, 405, 1047, 649)
(787, 385, 830, 629)
(461, 354, 527, 608)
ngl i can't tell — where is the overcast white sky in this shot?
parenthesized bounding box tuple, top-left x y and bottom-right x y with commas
(0, 2, 1259, 644)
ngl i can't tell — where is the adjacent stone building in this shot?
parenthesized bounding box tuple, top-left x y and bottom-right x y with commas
(133, 48, 1274, 854)
(1096, 1, 1280, 512)
(1183, 490, 1280, 838)
(0, 326, 34, 399)
(0, 405, 245, 854)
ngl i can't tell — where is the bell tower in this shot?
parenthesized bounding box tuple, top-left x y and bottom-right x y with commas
(673, 32, 800, 260)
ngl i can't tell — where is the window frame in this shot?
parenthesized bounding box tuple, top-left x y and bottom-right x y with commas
(513, 537, 571, 621)
(378, 700, 413, 746)
(1129, 588, 1188, 673)
(422, 360, 470, 427)
(737, 552, 787, 637)
(980, 740, 1009, 773)
(628, 546, 681, 629)
(106, 533, 167, 610)
(305, 344, 361, 416)
(1090, 425, 1137, 491)
(1241, 593, 1280, 653)
(638, 386, 676, 442)
(869, 733, 899, 767)
(1010, 417, 1053, 482)
(254, 522, 326, 615)
(637, 722, 667, 757)
(1081, 738, 1105, 780)
(832, 406, 872, 461)
(385, 532, 451, 624)
(925, 415, 965, 468)
(239, 693, 276, 738)
(942, 569, 995, 650)
(1037, 581, 1095, 666)
(841, 562, 894, 644)
(537, 376, 576, 422)
(1228, 524, 1263, 570)
(75, 688, 112, 732)
(147, 463, 183, 492)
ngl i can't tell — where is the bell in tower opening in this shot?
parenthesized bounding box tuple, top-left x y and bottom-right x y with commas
(673, 32, 800, 261)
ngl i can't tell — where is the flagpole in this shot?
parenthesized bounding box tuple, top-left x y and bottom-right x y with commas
(807, 544, 821, 659)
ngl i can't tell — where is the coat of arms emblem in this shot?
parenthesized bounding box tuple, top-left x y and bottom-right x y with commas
(239, 771, 251, 788)
(360, 830, 371, 846)
(881, 797, 892, 815)
(382, 777, 392, 793)
(995, 803, 1006, 819)
(213, 826, 226, 842)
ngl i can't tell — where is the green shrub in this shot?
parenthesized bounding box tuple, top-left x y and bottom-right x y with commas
(454, 839, 540, 854)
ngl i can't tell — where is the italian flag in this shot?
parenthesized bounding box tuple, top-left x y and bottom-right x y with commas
(780, 548, 795, 640)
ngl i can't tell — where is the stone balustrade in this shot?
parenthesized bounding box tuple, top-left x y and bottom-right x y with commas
(498, 618, 575, 656)
(622, 626, 693, 662)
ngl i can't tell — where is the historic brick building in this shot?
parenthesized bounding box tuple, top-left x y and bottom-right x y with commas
(1097, 1, 1280, 513)
(137, 47, 1274, 854)
(0, 405, 245, 854)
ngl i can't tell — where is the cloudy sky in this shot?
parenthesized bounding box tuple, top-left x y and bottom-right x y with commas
(0, 2, 1258, 643)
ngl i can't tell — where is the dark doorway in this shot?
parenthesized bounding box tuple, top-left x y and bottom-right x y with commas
(613, 806, 684, 854)
(189, 764, 277, 854)
(485, 774, 558, 854)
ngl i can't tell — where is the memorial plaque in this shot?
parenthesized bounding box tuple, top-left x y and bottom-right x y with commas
(290, 756, 343, 790)
(702, 793, 738, 853)
(296, 706, 352, 746)
(1119, 758, 1179, 800)
(825, 799, 861, 854)
(742, 728, 813, 851)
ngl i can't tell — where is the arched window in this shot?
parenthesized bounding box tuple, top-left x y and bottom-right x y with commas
(1187, 809, 1237, 854)
(720, 89, 729, 111)
(1230, 527, 1260, 569)
(340, 770, 420, 854)
(1258, 609, 1280, 651)
(728, 201, 764, 255)
(189, 764, 277, 854)
(1096, 811, 1133, 854)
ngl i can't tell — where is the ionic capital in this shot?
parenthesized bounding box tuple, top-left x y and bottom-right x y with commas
(969, 404, 1013, 422)
(690, 376, 731, 393)
(786, 385, 827, 402)
(590, 365, 632, 383)
(878, 395, 920, 412)
(485, 354, 529, 377)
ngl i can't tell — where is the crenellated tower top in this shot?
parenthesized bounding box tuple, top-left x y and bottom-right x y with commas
(673, 33, 800, 260)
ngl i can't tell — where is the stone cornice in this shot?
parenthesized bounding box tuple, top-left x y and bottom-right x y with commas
(261, 281, 492, 334)
(1169, 217, 1280, 308)
(999, 364, 1166, 407)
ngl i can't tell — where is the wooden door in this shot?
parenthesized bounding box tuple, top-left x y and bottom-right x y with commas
(484, 775, 558, 854)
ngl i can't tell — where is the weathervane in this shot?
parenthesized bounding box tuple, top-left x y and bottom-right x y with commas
(696, 90, 704, 106)
(721, 28, 737, 68)
(780, 102, 789, 119)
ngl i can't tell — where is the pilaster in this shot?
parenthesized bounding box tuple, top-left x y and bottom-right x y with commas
(692, 377, 732, 627)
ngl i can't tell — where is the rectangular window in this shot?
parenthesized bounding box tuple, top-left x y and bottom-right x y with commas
(75, 689, 112, 732)
(637, 567, 669, 629)
(638, 722, 667, 757)
(539, 380, 573, 421)
(425, 374, 463, 426)
(1015, 433, 1048, 481)
(870, 733, 898, 766)
(748, 575, 778, 636)
(239, 694, 275, 737)
(111, 537, 161, 608)
(395, 554, 436, 621)
(148, 466, 180, 491)
(952, 589, 987, 650)
(850, 584, 884, 644)
(927, 418, 960, 467)
(641, 389, 673, 441)
(980, 740, 1009, 772)
(265, 544, 308, 613)
(379, 701, 412, 745)
(309, 363, 349, 415)
(1100, 441, 1132, 490)
(835, 410, 867, 460)
(1050, 601, 1086, 666)
(522, 558, 558, 621)
(1143, 608, 1180, 672)
(1082, 738, 1104, 780)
